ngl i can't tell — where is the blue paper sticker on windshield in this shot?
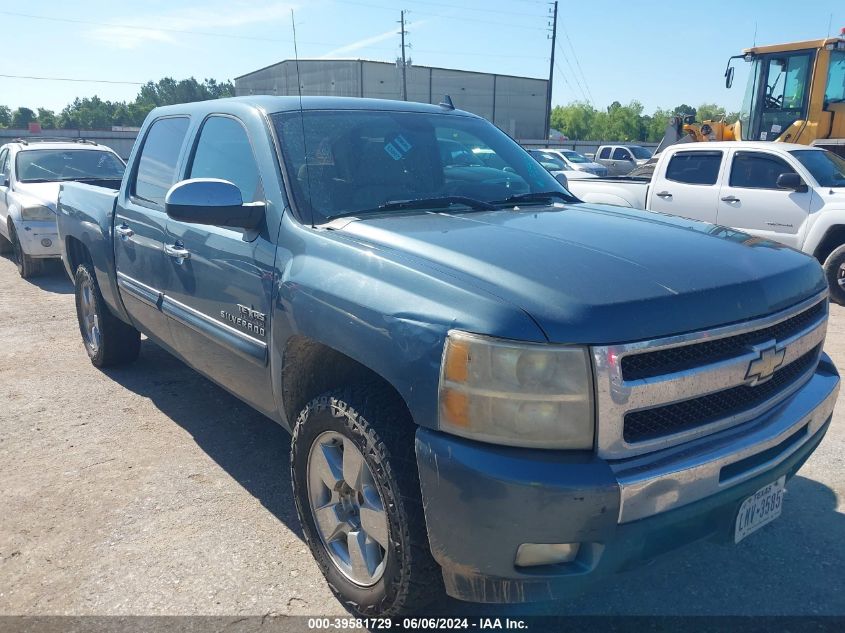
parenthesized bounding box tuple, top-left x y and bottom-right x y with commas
(384, 134, 413, 160)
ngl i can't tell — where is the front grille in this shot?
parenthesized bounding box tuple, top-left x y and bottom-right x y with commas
(623, 346, 820, 443)
(621, 300, 825, 381)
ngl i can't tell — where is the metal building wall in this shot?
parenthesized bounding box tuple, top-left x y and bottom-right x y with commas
(235, 60, 547, 140)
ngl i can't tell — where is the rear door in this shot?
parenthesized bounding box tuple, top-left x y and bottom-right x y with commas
(716, 149, 811, 248)
(162, 114, 277, 415)
(648, 149, 724, 223)
(114, 116, 190, 348)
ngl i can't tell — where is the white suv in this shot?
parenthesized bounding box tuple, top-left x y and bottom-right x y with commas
(0, 139, 125, 277)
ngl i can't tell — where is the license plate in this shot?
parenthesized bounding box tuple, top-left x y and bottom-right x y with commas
(734, 476, 786, 543)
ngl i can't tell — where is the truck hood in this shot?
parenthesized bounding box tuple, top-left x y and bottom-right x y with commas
(13, 182, 60, 211)
(338, 203, 826, 344)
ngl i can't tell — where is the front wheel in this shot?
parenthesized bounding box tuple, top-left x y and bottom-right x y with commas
(74, 263, 141, 367)
(823, 244, 845, 305)
(291, 386, 442, 616)
(9, 223, 42, 279)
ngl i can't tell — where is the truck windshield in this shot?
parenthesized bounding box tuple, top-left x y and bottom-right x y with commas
(16, 149, 125, 183)
(790, 149, 845, 187)
(272, 110, 569, 222)
(629, 146, 652, 160)
(561, 150, 589, 163)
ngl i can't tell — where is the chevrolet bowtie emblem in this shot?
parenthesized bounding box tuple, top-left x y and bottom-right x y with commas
(746, 344, 786, 384)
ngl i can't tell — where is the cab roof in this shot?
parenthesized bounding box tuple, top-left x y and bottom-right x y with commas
(147, 95, 479, 119)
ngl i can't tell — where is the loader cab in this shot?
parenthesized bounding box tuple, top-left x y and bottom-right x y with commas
(738, 49, 815, 142)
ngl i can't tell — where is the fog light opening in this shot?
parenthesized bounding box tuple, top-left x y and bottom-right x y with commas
(41, 238, 52, 248)
(515, 543, 580, 567)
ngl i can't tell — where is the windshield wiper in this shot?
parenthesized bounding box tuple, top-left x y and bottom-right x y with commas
(378, 196, 496, 212)
(492, 191, 577, 206)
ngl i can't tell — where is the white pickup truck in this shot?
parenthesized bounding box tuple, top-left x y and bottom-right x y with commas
(567, 141, 845, 302)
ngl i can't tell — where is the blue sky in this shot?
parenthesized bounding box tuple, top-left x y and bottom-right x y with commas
(4, 0, 845, 115)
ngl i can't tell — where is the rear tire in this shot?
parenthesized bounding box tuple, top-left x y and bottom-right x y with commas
(74, 262, 141, 367)
(291, 385, 442, 617)
(0, 232, 11, 255)
(9, 223, 42, 279)
(823, 244, 845, 306)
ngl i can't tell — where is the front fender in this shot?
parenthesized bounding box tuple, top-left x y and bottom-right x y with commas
(272, 214, 546, 430)
(802, 208, 845, 258)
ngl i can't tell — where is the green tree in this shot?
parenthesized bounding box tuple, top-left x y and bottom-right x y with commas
(549, 101, 597, 140)
(36, 108, 57, 129)
(0, 105, 10, 127)
(11, 107, 36, 128)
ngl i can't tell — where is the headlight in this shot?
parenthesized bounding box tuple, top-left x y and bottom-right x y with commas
(439, 330, 594, 449)
(21, 205, 55, 221)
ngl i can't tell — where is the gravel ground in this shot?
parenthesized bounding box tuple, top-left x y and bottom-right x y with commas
(0, 254, 843, 617)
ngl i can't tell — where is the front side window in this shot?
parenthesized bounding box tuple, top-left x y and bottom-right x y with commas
(15, 149, 125, 183)
(825, 50, 845, 104)
(273, 110, 566, 222)
(134, 117, 190, 206)
(664, 151, 723, 185)
(189, 116, 263, 203)
(729, 151, 797, 189)
(0, 149, 9, 180)
(612, 148, 631, 161)
(790, 149, 845, 187)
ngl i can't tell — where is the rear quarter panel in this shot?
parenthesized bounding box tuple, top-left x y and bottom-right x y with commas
(57, 182, 129, 321)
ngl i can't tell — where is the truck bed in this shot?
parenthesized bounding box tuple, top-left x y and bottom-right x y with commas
(567, 176, 650, 209)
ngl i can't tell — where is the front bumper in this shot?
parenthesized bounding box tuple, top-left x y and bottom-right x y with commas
(15, 220, 61, 258)
(415, 354, 839, 603)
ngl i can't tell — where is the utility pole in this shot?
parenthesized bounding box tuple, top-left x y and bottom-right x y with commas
(399, 10, 408, 101)
(545, 1, 558, 140)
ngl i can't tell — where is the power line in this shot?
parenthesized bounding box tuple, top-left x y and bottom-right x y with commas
(0, 73, 143, 85)
(558, 23, 594, 104)
(555, 42, 590, 103)
(340, 0, 548, 30)
(402, 0, 547, 18)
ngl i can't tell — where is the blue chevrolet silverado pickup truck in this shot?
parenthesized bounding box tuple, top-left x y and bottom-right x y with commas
(57, 96, 839, 616)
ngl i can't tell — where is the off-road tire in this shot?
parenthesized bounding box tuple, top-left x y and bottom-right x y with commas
(823, 244, 845, 305)
(291, 385, 442, 616)
(9, 223, 42, 279)
(74, 262, 141, 367)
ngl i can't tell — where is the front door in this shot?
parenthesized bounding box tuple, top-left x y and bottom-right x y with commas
(649, 149, 724, 223)
(716, 150, 811, 248)
(162, 114, 277, 416)
(114, 116, 190, 348)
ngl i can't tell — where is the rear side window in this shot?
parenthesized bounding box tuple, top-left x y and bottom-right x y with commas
(729, 151, 797, 189)
(134, 117, 190, 205)
(189, 116, 263, 203)
(612, 148, 630, 160)
(598, 147, 611, 159)
(665, 151, 723, 185)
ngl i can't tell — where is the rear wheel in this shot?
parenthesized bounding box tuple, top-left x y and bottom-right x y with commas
(0, 232, 11, 255)
(74, 262, 141, 367)
(9, 223, 42, 279)
(291, 386, 442, 616)
(823, 244, 845, 305)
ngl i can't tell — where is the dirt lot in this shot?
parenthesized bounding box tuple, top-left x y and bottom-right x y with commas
(1, 255, 843, 617)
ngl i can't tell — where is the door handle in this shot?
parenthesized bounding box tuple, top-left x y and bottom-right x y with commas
(721, 196, 740, 203)
(164, 242, 191, 263)
(115, 224, 134, 240)
(656, 191, 672, 198)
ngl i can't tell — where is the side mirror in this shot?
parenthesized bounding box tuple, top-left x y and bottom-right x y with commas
(776, 172, 808, 192)
(165, 178, 264, 230)
(725, 65, 735, 89)
(554, 172, 569, 189)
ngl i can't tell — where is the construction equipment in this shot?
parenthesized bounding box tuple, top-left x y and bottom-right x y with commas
(659, 30, 845, 157)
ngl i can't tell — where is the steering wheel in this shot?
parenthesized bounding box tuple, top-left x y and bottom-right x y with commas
(764, 91, 783, 109)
